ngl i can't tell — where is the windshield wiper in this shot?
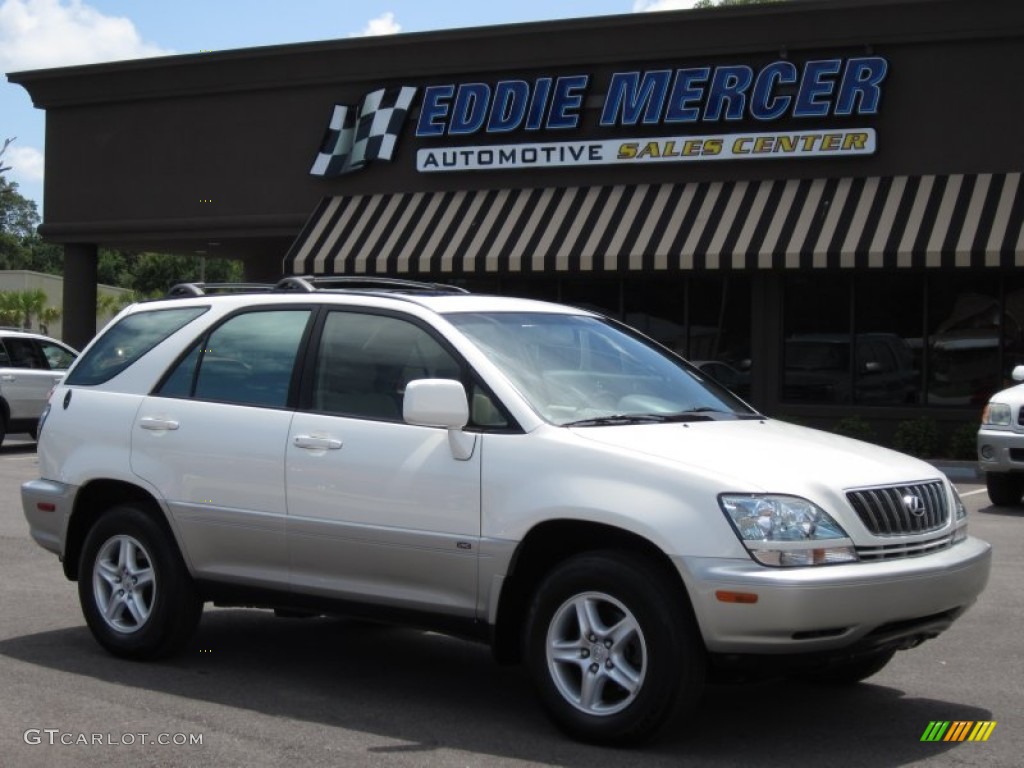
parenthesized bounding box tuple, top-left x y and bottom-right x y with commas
(562, 414, 669, 427)
(563, 413, 711, 427)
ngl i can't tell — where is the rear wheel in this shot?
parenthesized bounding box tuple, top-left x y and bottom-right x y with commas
(525, 551, 705, 745)
(986, 472, 1024, 506)
(78, 504, 202, 659)
(790, 649, 896, 685)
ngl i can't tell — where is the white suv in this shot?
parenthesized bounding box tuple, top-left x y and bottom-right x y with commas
(0, 328, 77, 445)
(978, 365, 1024, 505)
(23, 278, 991, 745)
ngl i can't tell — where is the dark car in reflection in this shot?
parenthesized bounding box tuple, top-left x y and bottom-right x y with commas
(692, 360, 751, 399)
(784, 333, 918, 404)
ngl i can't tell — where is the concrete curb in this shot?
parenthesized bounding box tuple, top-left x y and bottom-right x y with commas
(930, 460, 982, 482)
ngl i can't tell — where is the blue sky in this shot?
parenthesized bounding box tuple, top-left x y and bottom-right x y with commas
(1, 0, 701, 210)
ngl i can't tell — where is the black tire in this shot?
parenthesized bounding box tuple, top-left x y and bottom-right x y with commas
(790, 649, 896, 685)
(78, 504, 202, 660)
(985, 472, 1024, 507)
(525, 551, 706, 745)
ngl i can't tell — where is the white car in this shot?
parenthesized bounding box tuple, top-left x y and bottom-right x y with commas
(978, 364, 1024, 505)
(0, 328, 77, 444)
(22, 278, 991, 745)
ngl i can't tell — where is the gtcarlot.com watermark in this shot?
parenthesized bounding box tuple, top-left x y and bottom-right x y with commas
(24, 729, 203, 747)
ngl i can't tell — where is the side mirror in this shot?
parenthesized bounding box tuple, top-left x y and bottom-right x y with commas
(404, 379, 474, 461)
(1013, 365, 1024, 383)
(404, 379, 469, 429)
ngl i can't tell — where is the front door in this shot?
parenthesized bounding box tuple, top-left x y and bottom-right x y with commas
(285, 310, 481, 617)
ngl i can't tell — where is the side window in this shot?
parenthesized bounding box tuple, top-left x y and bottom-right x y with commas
(158, 310, 310, 408)
(4, 338, 47, 369)
(68, 307, 209, 385)
(312, 312, 462, 421)
(39, 341, 77, 371)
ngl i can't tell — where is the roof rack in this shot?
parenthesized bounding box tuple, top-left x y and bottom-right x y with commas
(165, 277, 471, 299)
(274, 276, 470, 294)
(166, 282, 274, 298)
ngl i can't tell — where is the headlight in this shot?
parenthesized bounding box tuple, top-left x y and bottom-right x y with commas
(951, 486, 968, 543)
(981, 402, 1012, 426)
(719, 494, 857, 567)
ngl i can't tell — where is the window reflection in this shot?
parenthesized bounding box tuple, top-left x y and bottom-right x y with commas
(928, 279, 1001, 406)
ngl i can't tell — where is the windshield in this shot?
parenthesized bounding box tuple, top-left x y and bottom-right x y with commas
(446, 311, 755, 426)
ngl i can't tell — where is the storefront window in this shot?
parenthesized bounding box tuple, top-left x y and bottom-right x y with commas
(782, 276, 851, 404)
(561, 279, 621, 317)
(927, 275, 1001, 407)
(853, 275, 922, 405)
(623, 276, 751, 398)
(1002, 278, 1024, 388)
(623, 279, 687, 355)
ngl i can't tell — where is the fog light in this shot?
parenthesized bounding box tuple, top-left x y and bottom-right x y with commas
(979, 444, 995, 461)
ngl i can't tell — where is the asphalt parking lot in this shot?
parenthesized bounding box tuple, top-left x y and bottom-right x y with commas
(0, 438, 1020, 768)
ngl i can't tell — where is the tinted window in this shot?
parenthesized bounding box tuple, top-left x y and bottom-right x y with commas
(312, 312, 461, 421)
(68, 307, 208, 386)
(159, 310, 310, 408)
(2, 338, 48, 369)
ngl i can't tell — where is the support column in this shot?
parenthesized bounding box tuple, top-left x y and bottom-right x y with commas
(63, 243, 98, 350)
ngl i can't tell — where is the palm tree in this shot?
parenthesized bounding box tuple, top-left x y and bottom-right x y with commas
(39, 305, 61, 336)
(0, 292, 21, 327)
(16, 289, 47, 330)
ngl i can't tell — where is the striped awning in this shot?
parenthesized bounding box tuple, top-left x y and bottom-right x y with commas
(285, 172, 1023, 276)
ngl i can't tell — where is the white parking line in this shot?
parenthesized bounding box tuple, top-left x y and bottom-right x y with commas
(958, 488, 988, 498)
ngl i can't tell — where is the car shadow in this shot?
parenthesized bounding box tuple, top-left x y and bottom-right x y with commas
(976, 503, 1024, 518)
(0, 609, 987, 766)
(0, 439, 36, 455)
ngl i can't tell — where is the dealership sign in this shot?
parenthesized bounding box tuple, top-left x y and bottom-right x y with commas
(310, 56, 886, 177)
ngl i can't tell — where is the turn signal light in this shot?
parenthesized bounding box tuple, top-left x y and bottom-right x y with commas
(715, 590, 759, 604)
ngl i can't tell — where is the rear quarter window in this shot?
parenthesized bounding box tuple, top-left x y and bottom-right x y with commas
(66, 307, 208, 386)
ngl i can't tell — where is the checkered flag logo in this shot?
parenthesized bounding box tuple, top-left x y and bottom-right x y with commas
(309, 86, 417, 177)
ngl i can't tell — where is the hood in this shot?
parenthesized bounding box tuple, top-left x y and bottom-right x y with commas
(569, 418, 941, 494)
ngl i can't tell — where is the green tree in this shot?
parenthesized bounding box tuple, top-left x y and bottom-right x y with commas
(126, 251, 244, 296)
(39, 305, 61, 336)
(0, 176, 39, 238)
(0, 137, 13, 175)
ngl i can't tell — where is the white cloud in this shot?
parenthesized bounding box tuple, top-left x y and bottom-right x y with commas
(352, 11, 401, 38)
(0, 0, 172, 71)
(5, 144, 45, 181)
(633, 0, 703, 11)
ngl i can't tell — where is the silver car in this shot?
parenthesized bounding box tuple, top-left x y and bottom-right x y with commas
(22, 279, 991, 745)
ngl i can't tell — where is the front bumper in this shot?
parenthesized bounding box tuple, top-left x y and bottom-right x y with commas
(675, 535, 991, 655)
(977, 426, 1024, 473)
(21, 478, 76, 557)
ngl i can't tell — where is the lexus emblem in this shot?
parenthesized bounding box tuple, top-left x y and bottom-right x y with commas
(902, 493, 925, 517)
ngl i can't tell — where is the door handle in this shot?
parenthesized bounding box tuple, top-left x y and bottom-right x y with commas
(293, 434, 342, 450)
(0, 374, 14, 381)
(139, 417, 180, 431)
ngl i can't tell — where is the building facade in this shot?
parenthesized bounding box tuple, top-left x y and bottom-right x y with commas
(8, 0, 1024, 435)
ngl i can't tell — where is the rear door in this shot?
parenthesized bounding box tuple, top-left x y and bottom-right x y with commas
(131, 307, 313, 588)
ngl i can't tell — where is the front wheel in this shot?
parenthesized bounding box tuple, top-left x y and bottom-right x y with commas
(78, 504, 202, 659)
(985, 472, 1024, 507)
(525, 551, 705, 745)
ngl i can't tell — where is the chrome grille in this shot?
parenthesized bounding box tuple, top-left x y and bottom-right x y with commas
(856, 533, 954, 561)
(846, 481, 948, 536)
